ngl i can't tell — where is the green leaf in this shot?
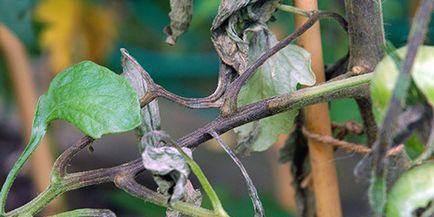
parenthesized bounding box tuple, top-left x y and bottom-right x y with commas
(386, 163, 434, 217)
(371, 45, 434, 124)
(41, 61, 141, 138)
(235, 26, 315, 153)
(405, 133, 425, 160)
(0, 61, 141, 211)
(410, 46, 434, 106)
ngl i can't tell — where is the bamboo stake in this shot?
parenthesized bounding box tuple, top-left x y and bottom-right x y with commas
(0, 24, 62, 215)
(292, 1, 343, 216)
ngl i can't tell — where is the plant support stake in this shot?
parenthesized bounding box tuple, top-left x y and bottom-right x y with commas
(293, 1, 343, 217)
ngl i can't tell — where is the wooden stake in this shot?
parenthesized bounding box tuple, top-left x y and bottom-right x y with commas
(0, 24, 62, 215)
(293, 1, 343, 216)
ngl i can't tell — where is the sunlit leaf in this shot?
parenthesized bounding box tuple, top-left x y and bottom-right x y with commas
(371, 46, 434, 124)
(410, 46, 434, 106)
(0, 61, 141, 208)
(235, 26, 315, 153)
(35, 0, 116, 72)
(386, 163, 434, 217)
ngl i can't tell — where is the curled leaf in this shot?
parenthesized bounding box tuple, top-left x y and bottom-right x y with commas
(165, 0, 193, 45)
(211, 0, 279, 73)
(142, 143, 193, 203)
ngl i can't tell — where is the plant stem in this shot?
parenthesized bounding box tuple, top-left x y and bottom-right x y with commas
(180, 73, 371, 149)
(47, 208, 115, 217)
(5, 184, 63, 216)
(277, 4, 310, 17)
(3, 72, 371, 217)
(0, 24, 61, 215)
(293, 0, 342, 216)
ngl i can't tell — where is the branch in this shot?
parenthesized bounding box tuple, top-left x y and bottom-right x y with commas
(121, 49, 231, 109)
(221, 10, 347, 116)
(180, 73, 371, 148)
(209, 131, 264, 217)
(5, 71, 371, 217)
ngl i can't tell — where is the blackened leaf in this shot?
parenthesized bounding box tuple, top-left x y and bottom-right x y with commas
(234, 26, 315, 153)
(165, 0, 193, 45)
(386, 163, 434, 217)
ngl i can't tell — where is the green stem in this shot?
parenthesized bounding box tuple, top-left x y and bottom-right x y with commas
(5, 184, 62, 217)
(173, 144, 228, 217)
(47, 208, 115, 217)
(0, 126, 46, 214)
(277, 4, 311, 17)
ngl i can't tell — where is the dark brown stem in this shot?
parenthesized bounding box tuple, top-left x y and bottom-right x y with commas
(355, 97, 378, 147)
(344, 0, 385, 150)
(344, 0, 385, 74)
(221, 11, 347, 117)
(121, 49, 231, 109)
(180, 74, 371, 148)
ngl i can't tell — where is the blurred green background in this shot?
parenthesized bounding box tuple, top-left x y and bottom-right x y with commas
(0, 0, 432, 216)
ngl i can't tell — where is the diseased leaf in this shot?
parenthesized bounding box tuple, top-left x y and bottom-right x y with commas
(142, 143, 193, 203)
(211, 0, 279, 73)
(165, 0, 193, 45)
(386, 163, 434, 217)
(166, 181, 202, 217)
(121, 49, 161, 153)
(234, 26, 315, 153)
(0, 61, 141, 208)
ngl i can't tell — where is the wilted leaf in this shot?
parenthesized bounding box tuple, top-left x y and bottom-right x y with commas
(211, 0, 279, 73)
(121, 49, 161, 152)
(234, 26, 315, 153)
(386, 163, 434, 217)
(35, 0, 116, 72)
(165, 0, 193, 45)
(0, 61, 141, 206)
(166, 181, 202, 217)
(142, 138, 193, 204)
